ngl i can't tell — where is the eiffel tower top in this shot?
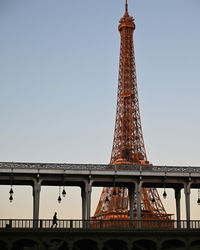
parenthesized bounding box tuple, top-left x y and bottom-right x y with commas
(125, 0, 128, 14)
(119, 0, 135, 31)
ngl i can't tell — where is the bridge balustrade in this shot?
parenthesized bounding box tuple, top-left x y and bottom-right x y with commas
(1, 219, 200, 230)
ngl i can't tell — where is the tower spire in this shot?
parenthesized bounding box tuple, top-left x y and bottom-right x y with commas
(125, 0, 128, 14)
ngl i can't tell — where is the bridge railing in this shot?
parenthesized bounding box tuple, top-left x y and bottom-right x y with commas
(1, 219, 200, 229)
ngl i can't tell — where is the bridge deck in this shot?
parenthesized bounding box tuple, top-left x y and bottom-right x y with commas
(1, 162, 200, 188)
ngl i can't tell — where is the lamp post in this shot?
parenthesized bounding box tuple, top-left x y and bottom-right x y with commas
(163, 184, 167, 199)
(62, 173, 66, 198)
(62, 188, 66, 197)
(58, 186, 62, 204)
(9, 171, 14, 203)
(197, 189, 200, 205)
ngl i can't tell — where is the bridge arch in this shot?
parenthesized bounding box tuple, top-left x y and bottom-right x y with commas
(161, 239, 185, 249)
(103, 239, 128, 250)
(191, 240, 200, 247)
(42, 239, 68, 250)
(12, 239, 38, 250)
(0, 240, 7, 250)
(73, 239, 98, 250)
(132, 239, 157, 250)
(58, 241, 68, 250)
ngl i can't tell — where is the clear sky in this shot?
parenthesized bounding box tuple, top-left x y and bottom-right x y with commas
(0, 0, 200, 220)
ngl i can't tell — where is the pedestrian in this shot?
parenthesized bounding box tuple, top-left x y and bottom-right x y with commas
(51, 212, 58, 228)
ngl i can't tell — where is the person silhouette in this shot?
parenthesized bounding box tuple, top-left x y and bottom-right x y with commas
(51, 212, 58, 228)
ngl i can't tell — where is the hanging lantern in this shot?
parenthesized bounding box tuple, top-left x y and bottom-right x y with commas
(163, 183, 167, 199)
(62, 188, 66, 197)
(58, 186, 62, 203)
(9, 195, 13, 203)
(58, 195, 62, 203)
(152, 197, 155, 203)
(163, 190, 167, 199)
(62, 175, 66, 198)
(113, 188, 117, 197)
(9, 172, 14, 202)
(197, 189, 200, 205)
(105, 196, 109, 202)
(9, 187, 14, 195)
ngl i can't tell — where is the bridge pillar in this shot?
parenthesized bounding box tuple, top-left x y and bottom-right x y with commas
(86, 181, 92, 220)
(156, 240, 162, 250)
(98, 241, 104, 250)
(174, 187, 181, 228)
(68, 241, 73, 250)
(81, 186, 87, 220)
(136, 181, 142, 228)
(127, 241, 133, 250)
(128, 184, 135, 221)
(32, 180, 41, 223)
(184, 182, 191, 228)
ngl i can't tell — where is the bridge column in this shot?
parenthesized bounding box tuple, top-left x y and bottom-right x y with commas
(127, 241, 133, 250)
(86, 181, 92, 220)
(184, 182, 191, 228)
(6, 241, 12, 250)
(128, 184, 135, 221)
(81, 186, 87, 220)
(68, 241, 73, 250)
(136, 181, 142, 228)
(97, 242, 104, 250)
(174, 187, 181, 228)
(32, 180, 41, 223)
(156, 240, 162, 250)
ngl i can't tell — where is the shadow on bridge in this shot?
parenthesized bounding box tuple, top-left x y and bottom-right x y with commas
(0, 238, 200, 250)
(1, 219, 200, 249)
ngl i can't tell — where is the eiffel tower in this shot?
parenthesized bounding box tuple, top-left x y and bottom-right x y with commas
(92, 0, 171, 221)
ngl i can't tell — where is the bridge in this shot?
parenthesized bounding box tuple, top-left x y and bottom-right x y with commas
(1, 162, 200, 249)
(1, 219, 200, 249)
(1, 162, 200, 223)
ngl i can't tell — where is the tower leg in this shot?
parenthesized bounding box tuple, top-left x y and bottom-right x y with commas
(174, 187, 181, 228)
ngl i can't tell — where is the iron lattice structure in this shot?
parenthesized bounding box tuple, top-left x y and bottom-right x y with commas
(93, 1, 171, 220)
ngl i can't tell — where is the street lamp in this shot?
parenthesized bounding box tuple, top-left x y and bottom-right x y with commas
(62, 188, 66, 197)
(58, 186, 62, 203)
(62, 173, 66, 198)
(58, 195, 62, 203)
(197, 189, 200, 205)
(9, 195, 13, 203)
(163, 190, 167, 199)
(9, 186, 14, 195)
(9, 171, 14, 203)
(163, 184, 167, 199)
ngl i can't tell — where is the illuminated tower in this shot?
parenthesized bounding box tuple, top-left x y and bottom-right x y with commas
(93, 1, 170, 220)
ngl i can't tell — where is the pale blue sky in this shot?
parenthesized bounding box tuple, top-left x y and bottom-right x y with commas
(0, 0, 200, 220)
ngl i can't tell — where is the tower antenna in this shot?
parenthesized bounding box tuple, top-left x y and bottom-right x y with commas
(125, 0, 128, 13)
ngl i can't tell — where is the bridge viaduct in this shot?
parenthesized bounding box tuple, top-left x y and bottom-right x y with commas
(1, 162, 200, 222)
(1, 162, 200, 250)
